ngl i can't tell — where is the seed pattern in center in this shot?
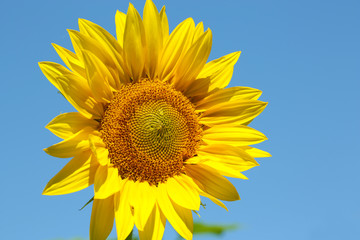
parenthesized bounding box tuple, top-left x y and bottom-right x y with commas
(100, 80, 202, 185)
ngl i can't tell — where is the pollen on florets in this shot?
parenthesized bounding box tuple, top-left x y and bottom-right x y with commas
(100, 79, 202, 185)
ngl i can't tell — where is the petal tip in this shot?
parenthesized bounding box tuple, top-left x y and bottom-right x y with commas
(42, 188, 51, 196)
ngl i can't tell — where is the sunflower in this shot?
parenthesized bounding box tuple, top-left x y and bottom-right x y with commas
(40, 0, 270, 239)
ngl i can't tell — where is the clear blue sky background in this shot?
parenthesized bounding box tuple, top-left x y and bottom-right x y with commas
(1, 0, 359, 239)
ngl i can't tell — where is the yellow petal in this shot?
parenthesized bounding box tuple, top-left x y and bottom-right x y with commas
(38, 61, 84, 97)
(202, 125, 267, 146)
(68, 30, 104, 63)
(198, 190, 228, 211)
(90, 196, 114, 240)
(199, 51, 241, 89)
(157, 184, 193, 240)
(182, 76, 211, 98)
(123, 3, 146, 81)
(68, 29, 128, 86)
(185, 52, 241, 97)
(166, 175, 200, 210)
(200, 100, 262, 120)
(159, 18, 195, 81)
(122, 180, 136, 207)
(185, 164, 240, 201)
(193, 22, 204, 43)
(115, 184, 135, 240)
(82, 50, 114, 103)
(197, 144, 259, 170)
(43, 151, 98, 195)
(52, 43, 86, 78)
(79, 18, 122, 53)
(44, 127, 94, 158)
(199, 162, 248, 179)
(132, 182, 156, 231)
(241, 146, 272, 158)
(57, 75, 104, 119)
(174, 29, 212, 92)
(200, 100, 267, 127)
(94, 166, 122, 199)
(39, 61, 103, 119)
(159, 6, 169, 45)
(195, 86, 262, 110)
(115, 10, 127, 47)
(92, 147, 109, 166)
(88, 134, 109, 166)
(138, 204, 166, 240)
(79, 18, 126, 88)
(143, 0, 162, 79)
(46, 112, 99, 139)
(184, 156, 206, 165)
(68, 29, 108, 63)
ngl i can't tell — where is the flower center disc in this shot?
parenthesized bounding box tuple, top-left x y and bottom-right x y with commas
(100, 80, 201, 185)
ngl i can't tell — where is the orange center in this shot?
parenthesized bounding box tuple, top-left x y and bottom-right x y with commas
(100, 80, 201, 185)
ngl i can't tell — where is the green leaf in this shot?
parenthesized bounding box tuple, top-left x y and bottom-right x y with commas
(193, 222, 238, 236)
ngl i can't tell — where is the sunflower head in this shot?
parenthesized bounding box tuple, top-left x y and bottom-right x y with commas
(41, 1, 270, 239)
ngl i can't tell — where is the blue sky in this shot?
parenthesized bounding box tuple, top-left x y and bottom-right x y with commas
(1, 0, 359, 239)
